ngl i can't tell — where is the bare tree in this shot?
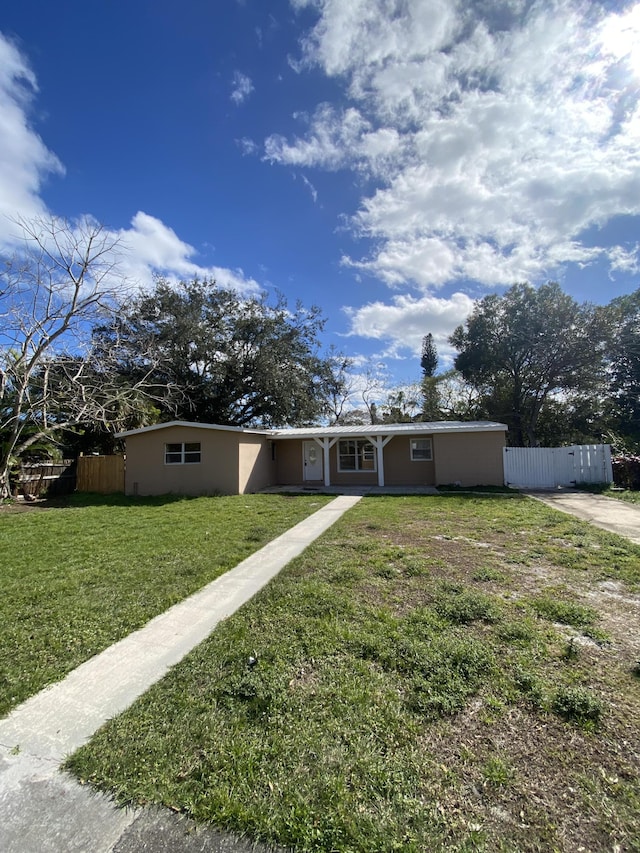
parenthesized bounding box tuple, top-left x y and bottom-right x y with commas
(322, 348, 357, 424)
(0, 216, 174, 498)
(380, 383, 422, 423)
(359, 364, 390, 424)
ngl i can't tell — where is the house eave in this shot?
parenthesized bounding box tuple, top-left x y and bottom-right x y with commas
(117, 419, 508, 441)
(269, 421, 508, 440)
(115, 421, 271, 439)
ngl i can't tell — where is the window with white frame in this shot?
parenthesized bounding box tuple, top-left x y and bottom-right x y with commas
(338, 439, 376, 472)
(165, 442, 201, 464)
(410, 438, 432, 461)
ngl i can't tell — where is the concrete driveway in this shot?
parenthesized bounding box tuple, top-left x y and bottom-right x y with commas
(525, 490, 640, 545)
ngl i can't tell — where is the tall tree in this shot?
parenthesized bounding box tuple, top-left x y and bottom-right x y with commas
(96, 277, 335, 428)
(450, 282, 609, 446)
(607, 289, 640, 449)
(0, 216, 169, 498)
(420, 333, 438, 377)
(420, 333, 441, 420)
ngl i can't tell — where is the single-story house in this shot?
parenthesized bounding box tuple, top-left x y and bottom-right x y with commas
(117, 420, 508, 496)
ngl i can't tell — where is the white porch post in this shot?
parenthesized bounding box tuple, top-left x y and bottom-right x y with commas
(367, 435, 393, 487)
(314, 437, 335, 487)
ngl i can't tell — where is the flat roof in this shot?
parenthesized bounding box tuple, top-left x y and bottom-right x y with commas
(117, 420, 507, 439)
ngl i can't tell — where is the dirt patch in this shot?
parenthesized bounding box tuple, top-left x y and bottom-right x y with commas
(421, 703, 639, 852)
(0, 497, 67, 514)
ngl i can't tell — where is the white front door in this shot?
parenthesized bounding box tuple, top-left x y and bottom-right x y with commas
(303, 441, 323, 481)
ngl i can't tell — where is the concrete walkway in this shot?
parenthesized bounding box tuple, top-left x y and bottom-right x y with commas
(525, 489, 640, 545)
(0, 495, 362, 853)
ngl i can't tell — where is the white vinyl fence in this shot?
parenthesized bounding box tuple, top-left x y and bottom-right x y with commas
(503, 444, 613, 489)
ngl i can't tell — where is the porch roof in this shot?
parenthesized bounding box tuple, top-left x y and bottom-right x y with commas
(270, 421, 507, 440)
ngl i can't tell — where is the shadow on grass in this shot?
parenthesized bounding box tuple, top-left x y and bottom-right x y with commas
(27, 491, 229, 511)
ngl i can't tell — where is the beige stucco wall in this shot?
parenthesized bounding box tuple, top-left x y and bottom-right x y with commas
(433, 431, 506, 487)
(125, 426, 242, 496)
(239, 438, 276, 493)
(273, 432, 504, 487)
(382, 436, 436, 485)
(275, 440, 304, 485)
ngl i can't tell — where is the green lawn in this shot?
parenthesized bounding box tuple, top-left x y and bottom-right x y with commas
(611, 489, 640, 505)
(0, 492, 332, 717)
(67, 495, 640, 853)
(576, 484, 640, 504)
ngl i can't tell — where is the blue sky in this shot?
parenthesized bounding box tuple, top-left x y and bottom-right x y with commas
(1, 0, 639, 391)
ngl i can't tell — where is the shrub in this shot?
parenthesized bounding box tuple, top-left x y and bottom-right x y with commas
(531, 596, 597, 628)
(552, 686, 603, 726)
(612, 455, 640, 490)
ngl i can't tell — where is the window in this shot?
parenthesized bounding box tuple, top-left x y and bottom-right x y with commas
(410, 438, 432, 461)
(165, 442, 201, 464)
(338, 439, 376, 472)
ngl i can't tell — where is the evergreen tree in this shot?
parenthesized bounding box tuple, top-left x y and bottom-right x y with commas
(420, 334, 438, 377)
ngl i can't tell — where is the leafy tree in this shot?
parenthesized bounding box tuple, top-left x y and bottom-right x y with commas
(607, 289, 640, 448)
(96, 277, 335, 428)
(450, 282, 609, 446)
(0, 216, 169, 499)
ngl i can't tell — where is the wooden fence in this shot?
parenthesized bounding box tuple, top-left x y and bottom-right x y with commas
(16, 461, 77, 497)
(76, 455, 125, 494)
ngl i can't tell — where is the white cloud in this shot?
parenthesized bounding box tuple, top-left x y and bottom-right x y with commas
(0, 35, 261, 297)
(344, 291, 475, 359)
(299, 174, 318, 203)
(230, 71, 254, 105)
(265, 103, 369, 170)
(280, 0, 640, 290)
(116, 212, 261, 294)
(607, 244, 640, 275)
(237, 137, 259, 156)
(0, 32, 63, 238)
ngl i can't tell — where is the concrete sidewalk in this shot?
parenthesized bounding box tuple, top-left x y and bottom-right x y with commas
(525, 489, 640, 545)
(0, 495, 362, 853)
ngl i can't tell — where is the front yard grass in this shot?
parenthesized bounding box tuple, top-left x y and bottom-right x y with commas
(576, 483, 640, 504)
(611, 489, 640, 505)
(0, 492, 332, 717)
(67, 494, 640, 852)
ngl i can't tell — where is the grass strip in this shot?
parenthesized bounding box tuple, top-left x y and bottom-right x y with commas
(0, 492, 332, 716)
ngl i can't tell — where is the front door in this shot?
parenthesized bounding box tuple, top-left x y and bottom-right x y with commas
(303, 441, 323, 481)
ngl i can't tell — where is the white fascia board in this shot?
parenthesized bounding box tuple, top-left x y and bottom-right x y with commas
(270, 422, 508, 440)
(116, 421, 271, 438)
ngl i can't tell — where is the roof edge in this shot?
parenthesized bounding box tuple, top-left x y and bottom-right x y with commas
(115, 421, 271, 438)
(117, 420, 508, 439)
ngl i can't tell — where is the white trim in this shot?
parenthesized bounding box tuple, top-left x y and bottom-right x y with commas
(365, 435, 393, 486)
(164, 441, 202, 465)
(271, 421, 507, 439)
(337, 438, 377, 474)
(118, 419, 508, 440)
(118, 421, 269, 438)
(410, 437, 433, 462)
